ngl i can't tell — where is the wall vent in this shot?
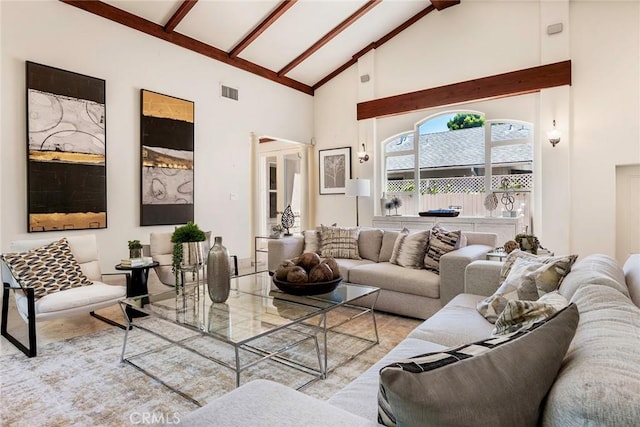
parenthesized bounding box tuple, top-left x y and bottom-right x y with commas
(221, 84, 239, 101)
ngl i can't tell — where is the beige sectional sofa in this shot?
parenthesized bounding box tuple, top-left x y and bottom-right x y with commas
(180, 253, 640, 426)
(267, 228, 498, 319)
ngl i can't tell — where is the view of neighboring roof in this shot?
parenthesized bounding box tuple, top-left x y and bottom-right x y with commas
(386, 124, 533, 171)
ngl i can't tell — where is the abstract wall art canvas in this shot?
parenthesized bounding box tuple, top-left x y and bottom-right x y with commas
(26, 61, 107, 232)
(140, 89, 194, 226)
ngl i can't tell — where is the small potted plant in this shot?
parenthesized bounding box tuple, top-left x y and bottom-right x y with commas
(171, 221, 207, 284)
(128, 240, 143, 259)
(271, 224, 284, 238)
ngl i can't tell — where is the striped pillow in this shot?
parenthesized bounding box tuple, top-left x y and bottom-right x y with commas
(378, 304, 579, 427)
(424, 225, 461, 273)
(320, 226, 360, 260)
(389, 229, 429, 269)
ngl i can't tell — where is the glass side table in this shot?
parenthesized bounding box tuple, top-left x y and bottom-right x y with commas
(486, 249, 508, 261)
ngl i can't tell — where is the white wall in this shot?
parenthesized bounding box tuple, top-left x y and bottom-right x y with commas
(0, 0, 313, 270)
(570, 1, 640, 257)
(313, 0, 640, 258)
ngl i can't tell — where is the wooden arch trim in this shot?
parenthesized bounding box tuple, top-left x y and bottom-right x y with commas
(356, 60, 572, 120)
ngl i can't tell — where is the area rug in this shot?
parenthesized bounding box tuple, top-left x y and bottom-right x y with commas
(1, 310, 419, 426)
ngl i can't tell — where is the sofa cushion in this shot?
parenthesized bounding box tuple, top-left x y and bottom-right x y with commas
(327, 338, 447, 422)
(542, 284, 640, 426)
(424, 225, 461, 273)
(16, 281, 125, 315)
(1, 238, 94, 300)
(558, 254, 629, 301)
(389, 229, 429, 269)
(379, 230, 401, 263)
(180, 379, 376, 427)
(320, 226, 361, 260)
(348, 262, 439, 299)
(378, 304, 579, 427)
(335, 258, 376, 282)
(358, 228, 384, 262)
(407, 293, 494, 347)
(492, 291, 568, 335)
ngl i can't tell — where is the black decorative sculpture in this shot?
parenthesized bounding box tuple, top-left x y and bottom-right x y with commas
(281, 204, 295, 236)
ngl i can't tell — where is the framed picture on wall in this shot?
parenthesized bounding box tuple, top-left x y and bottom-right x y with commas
(26, 61, 107, 232)
(140, 89, 194, 226)
(319, 147, 351, 195)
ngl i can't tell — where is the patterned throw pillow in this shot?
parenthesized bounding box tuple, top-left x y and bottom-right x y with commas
(1, 238, 93, 300)
(477, 257, 544, 323)
(378, 304, 579, 427)
(423, 225, 461, 273)
(320, 226, 360, 260)
(302, 223, 337, 254)
(500, 250, 578, 288)
(492, 291, 569, 335)
(389, 229, 429, 269)
(478, 257, 575, 323)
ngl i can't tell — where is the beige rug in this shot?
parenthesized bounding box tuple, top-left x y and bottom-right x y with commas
(1, 310, 419, 426)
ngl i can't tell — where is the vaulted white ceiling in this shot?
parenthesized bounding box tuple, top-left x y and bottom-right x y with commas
(63, 0, 460, 94)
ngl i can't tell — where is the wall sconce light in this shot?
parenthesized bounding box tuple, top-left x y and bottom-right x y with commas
(357, 143, 369, 163)
(547, 120, 561, 147)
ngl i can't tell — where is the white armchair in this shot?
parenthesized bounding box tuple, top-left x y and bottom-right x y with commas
(148, 231, 238, 288)
(1, 234, 128, 357)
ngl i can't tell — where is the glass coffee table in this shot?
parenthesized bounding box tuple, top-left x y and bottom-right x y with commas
(119, 271, 379, 405)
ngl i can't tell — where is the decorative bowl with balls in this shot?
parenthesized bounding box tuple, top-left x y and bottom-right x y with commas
(272, 252, 342, 296)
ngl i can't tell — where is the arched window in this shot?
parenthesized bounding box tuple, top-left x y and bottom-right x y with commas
(382, 112, 533, 228)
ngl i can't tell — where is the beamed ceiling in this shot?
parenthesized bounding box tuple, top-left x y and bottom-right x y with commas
(60, 0, 460, 95)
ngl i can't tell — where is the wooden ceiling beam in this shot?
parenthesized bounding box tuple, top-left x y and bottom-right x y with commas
(59, 0, 313, 95)
(229, 0, 297, 58)
(164, 0, 198, 33)
(278, 0, 381, 77)
(431, 1, 460, 12)
(313, 4, 437, 90)
(356, 60, 572, 120)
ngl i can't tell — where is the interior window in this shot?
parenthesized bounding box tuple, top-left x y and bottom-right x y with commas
(382, 112, 533, 229)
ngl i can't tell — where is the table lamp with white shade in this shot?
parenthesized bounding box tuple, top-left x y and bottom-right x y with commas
(345, 178, 370, 227)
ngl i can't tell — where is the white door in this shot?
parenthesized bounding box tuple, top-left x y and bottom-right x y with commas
(616, 164, 640, 264)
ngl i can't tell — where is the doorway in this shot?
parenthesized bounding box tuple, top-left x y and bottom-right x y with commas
(254, 137, 310, 238)
(616, 164, 640, 264)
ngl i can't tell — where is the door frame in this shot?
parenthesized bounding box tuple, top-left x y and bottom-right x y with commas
(251, 134, 311, 247)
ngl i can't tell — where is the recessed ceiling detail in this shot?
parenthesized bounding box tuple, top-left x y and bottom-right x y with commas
(60, 0, 460, 95)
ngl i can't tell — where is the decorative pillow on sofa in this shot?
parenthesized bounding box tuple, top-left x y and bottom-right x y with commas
(302, 223, 337, 254)
(389, 228, 429, 269)
(492, 291, 569, 335)
(478, 256, 575, 323)
(477, 257, 544, 322)
(320, 225, 360, 260)
(1, 238, 94, 300)
(424, 225, 461, 273)
(500, 250, 578, 290)
(302, 230, 321, 254)
(378, 304, 579, 427)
